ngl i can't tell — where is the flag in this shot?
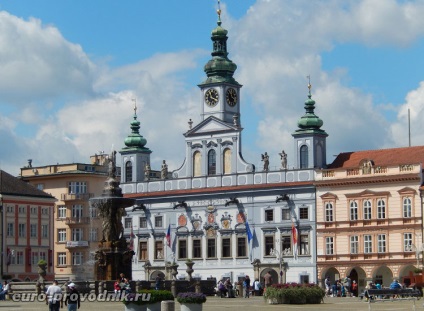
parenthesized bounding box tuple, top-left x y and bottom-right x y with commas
(246, 220, 253, 243)
(166, 224, 171, 247)
(292, 222, 298, 259)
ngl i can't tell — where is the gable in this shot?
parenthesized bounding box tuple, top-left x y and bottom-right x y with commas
(185, 116, 238, 137)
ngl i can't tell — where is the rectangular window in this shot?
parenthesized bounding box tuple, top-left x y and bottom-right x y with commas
(139, 217, 147, 228)
(89, 207, 97, 218)
(281, 209, 290, 220)
(207, 239, 216, 258)
(299, 207, 308, 220)
(193, 239, 202, 259)
(222, 237, 231, 258)
(72, 252, 83, 265)
(350, 236, 359, 254)
(16, 251, 24, 265)
(364, 235, 372, 254)
(30, 207, 37, 214)
(155, 216, 163, 228)
(68, 181, 87, 194)
(58, 229, 67, 242)
(57, 205, 66, 219)
(404, 233, 413, 252)
(19, 206, 25, 214)
(377, 200, 386, 219)
(325, 203, 333, 222)
(72, 228, 83, 241)
(265, 236, 274, 256)
(178, 239, 187, 259)
(300, 234, 309, 255)
(89, 228, 97, 242)
(281, 235, 292, 255)
(325, 237, 334, 255)
(37, 226, 46, 242)
(58, 252, 67, 266)
(7, 223, 14, 237)
(155, 240, 163, 259)
(139, 241, 148, 260)
(7, 205, 14, 213)
(30, 224, 37, 238)
(265, 209, 274, 222)
(39, 252, 46, 262)
(237, 237, 247, 257)
(378, 234, 386, 253)
(71, 205, 83, 218)
(125, 218, 132, 229)
(42, 208, 48, 215)
(31, 252, 39, 265)
(18, 223, 26, 237)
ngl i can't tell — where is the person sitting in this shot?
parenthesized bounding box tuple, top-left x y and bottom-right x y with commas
(390, 279, 401, 289)
(114, 279, 121, 296)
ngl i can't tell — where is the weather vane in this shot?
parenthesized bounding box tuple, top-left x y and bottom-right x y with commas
(307, 75, 312, 95)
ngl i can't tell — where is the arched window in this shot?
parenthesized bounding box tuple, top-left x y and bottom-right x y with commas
(193, 151, 201, 177)
(223, 149, 232, 174)
(325, 202, 333, 222)
(350, 201, 358, 220)
(363, 200, 372, 220)
(300, 145, 308, 169)
(125, 161, 132, 182)
(403, 197, 412, 218)
(208, 149, 216, 175)
(377, 199, 386, 219)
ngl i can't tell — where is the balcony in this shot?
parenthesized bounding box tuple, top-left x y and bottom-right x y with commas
(61, 193, 94, 201)
(65, 217, 91, 225)
(65, 241, 89, 248)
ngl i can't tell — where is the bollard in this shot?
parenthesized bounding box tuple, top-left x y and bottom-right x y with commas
(161, 300, 175, 311)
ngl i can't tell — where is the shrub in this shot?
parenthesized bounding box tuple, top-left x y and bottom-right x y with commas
(176, 292, 207, 304)
(123, 290, 174, 305)
(263, 283, 324, 304)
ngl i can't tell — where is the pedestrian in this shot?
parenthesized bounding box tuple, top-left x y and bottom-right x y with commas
(217, 279, 227, 298)
(114, 278, 121, 296)
(253, 279, 262, 296)
(0, 281, 8, 300)
(351, 280, 358, 297)
(390, 279, 401, 289)
(263, 271, 273, 288)
(325, 276, 331, 296)
(45, 280, 63, 311)
(155, 275, 162, 290)
(243, 275, 251, 298)
(65, 283, 80, 311)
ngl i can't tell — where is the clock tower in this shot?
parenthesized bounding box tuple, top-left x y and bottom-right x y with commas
(198, 8, 242, 124)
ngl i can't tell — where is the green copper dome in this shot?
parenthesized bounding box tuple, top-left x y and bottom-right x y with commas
(293, 92, 328, 136)
(199, 16, 240, 86)
(122, 112, 151, 153)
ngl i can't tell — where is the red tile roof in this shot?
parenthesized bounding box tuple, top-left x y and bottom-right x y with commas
(328, 145, 424, 169)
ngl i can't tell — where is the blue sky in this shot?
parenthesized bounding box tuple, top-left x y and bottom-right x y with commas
(2, 0, 424, 175)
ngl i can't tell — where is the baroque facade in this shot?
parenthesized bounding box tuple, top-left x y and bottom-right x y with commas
(316, 147, 424, 293)
(120, 11, 328, 284)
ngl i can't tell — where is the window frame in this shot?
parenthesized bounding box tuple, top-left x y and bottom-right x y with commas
(325, 202, 333, 222)
(364, 235, 372, 254)
(350, 201, 358, 221)
(325, 237, 334, 255)
(222, 237, 232, 258)
(350, 235, 359, 254)
(236, 236, 247, 258)
(377, 199, 386, 219)
(265, 209, 274, 222)
(377, 234, 386, 253)
(363, 200, 372, 220)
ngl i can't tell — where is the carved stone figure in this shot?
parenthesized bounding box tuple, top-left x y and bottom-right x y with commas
(161, 160, 168, 179)
(279, 150, 287, 170)
(145, 163, 151, 180)
(108, 151, 117, 178)
(261, 152, 269, 171)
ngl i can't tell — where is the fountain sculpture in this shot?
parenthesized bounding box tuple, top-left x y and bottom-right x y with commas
(89, 151, 135, 280)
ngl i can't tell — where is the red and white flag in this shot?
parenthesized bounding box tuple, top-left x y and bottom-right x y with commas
(292, 222, 298, 259)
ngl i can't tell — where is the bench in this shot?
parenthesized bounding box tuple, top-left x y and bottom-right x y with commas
(364, 288, 421, 311)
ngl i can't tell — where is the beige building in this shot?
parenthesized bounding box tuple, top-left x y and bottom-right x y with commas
(316, 146, 424, 293)
(0, 170, 56, 281)
(20, 155, 110, 281)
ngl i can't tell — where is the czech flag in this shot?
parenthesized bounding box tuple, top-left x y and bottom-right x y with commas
(166, 224, 171, 247)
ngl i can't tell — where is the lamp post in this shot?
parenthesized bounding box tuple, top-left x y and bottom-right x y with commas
(270, 248, 284, 284)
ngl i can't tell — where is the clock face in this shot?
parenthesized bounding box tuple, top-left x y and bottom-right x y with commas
(226, 88, 237, 107)
(205, 88, 219, 107)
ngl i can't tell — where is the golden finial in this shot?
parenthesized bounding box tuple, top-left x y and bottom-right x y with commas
(132, 98, 137, 115)
(217, 0, 221, 17)
(307, 75, 312, 96)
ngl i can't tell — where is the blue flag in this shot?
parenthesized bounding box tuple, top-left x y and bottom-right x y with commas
(246, 221, 253, 243)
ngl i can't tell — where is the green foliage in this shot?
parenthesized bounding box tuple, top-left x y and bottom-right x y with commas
(37, 259, 47, 266)
(147, 290, 174, 303)
(176, 292, 207, 304)
(264, 283, 324, 304)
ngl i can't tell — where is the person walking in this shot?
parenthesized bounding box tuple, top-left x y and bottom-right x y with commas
(45, 280, 63, 311)
(0, 281, 8, 300)
(65, 283, 80, 311)
(243, 275, 251, 298)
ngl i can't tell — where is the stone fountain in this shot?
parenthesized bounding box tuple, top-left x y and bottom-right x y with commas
(89, 151, 135, 280)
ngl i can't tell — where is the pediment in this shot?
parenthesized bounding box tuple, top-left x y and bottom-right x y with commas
(320, 192, 338, 200)
(345, 189, 390, 198)
(185, 116, 238, 137)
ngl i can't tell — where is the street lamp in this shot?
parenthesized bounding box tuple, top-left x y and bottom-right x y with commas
(270, 248, 284, 284)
